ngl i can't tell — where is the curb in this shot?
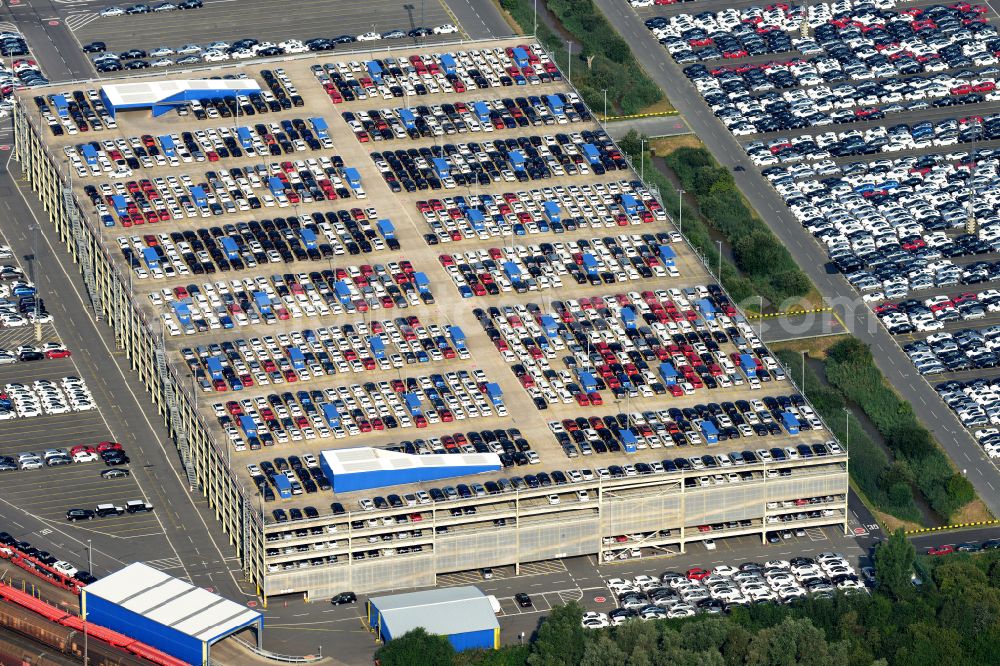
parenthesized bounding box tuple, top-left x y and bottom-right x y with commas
(905, 520, 1000, 535)
(604, 111, 679, 121)
(745, 307, 832, 320)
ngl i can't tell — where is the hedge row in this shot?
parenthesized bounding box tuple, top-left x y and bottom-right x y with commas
(497, 0, 663, 115)
(823, 338, 976, 521)
(664, 146, 812, 306)
(775, 349, 923, 524)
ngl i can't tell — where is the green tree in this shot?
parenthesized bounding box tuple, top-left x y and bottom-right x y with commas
(744, 617, 846, 666)
(874, 528, 916, 599)
(528, 601, 586, 666)
(618, 129, 645, 160)
(375, 627, 455, 666)
(733, 231, 786, 276)
(580, 633, 627, 666)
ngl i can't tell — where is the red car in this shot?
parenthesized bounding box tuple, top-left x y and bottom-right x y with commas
(97, 441, 123, 453)
(928, 545, 954, 556)
(686, 567, 711, 580)
(45, 349, 72, 359)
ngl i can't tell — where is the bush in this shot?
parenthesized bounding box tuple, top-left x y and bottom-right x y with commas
(775, 349, 922, 523)
(664, 146, 811, 304)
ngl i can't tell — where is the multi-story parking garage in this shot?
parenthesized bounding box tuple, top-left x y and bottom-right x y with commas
(12, 37, 849, 602)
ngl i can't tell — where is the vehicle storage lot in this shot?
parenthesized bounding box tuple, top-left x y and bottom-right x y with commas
(0, 357, 157, 537)
(72, 0, 456, 72)
(622, 0, 1000, 476)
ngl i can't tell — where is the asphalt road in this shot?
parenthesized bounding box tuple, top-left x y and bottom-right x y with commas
(454, 0, 513, 39)
(1, 0, 92, 82)
(0, 152, 253, 604)
(595, 0, 1000, 516)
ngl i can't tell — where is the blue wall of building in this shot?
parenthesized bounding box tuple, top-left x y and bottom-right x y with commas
(84, 594, 202, 665)
(325, 463, 501, 493)
(447, 628, 495, 651)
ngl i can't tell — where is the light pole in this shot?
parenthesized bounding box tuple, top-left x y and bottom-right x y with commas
(677, 188, 684, 234)
(640, 138, 645, 181)
(533, 0, 537, 36)
(715, 240, 722, 280)
(843, 407, 850, 448)
(801, 350, 806, 399)
(758, 296, 763, 338)
(566, 41, 573, 84)
(601, 88, 608, 121)
(87, 539, 92, 573)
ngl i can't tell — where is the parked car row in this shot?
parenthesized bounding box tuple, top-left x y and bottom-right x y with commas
(746, 114, 1000, 166)
(82, 156, 360, 229)
(904, 327, 1000, 374)
(876, 290, 999, 335)
(475, 288, 780, 409)
(215, 368, 506, 450)
(0, 31, 30, 58)
(549, 394, 829, 459)
(0, 441, 129, 473)
(85, 29, 456, 68)
(371, 130, 628, 193)
(181, 316, 467, 392)
(155, 265, 434, 336)
(653, 1, 991, 65)
(936, 376, 1000, 429)
(343, 92, 589, 144)
(66, 500, 152, 521)
(591, 552, 864, 626)
(8, 56, 47, 89)
(416, 179, 667, 243)
(313, 44, 559, 105)
(439, 234, 679, 298)
(117, 210, 397, 280)
(98, 1, 202, 17)
(66, 118, 332, 180)
(694, 63, 998, 136)
(761, 149, 1000, 298)
(0, 377, 95, 420)
(0, 343, 70, 365)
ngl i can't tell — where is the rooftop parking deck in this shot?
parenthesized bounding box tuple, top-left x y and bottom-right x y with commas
(14, 37, 843, 533)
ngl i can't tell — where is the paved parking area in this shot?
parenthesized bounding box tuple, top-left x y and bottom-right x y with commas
(0, 356, 161, 538)
(68, 0, 458, 68)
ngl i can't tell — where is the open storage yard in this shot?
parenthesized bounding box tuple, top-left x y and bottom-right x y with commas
(619, 0, 1000, 486)
(13, 34, 848, 602)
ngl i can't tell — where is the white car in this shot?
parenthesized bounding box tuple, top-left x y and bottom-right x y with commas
(73, 450, 99, 463)
(151, 58, 174, 67)
(176, 44, 202, 54)
(100, 6, 126, 16)
(149, 47, 175, 57)
(52, 561, 78, 577)
(433, 23, 459, 34)
(355, 32, 381, 41)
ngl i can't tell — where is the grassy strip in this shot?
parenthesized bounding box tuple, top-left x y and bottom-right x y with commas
(775, 348, 924, 524)
(663, 146, 812, 306)
(496, 0, 666, 115)
(824, 338, 976, 522)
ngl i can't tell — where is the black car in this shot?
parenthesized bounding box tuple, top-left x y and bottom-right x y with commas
(330, 591, 357, 605)
(102, 450, 130, 466)
(74, 571, 98, 584)
(66, 508, 96, 521)
(83, 42, 106, 53)
(514, 592, 533, 608)
(101, 468, 131, 479)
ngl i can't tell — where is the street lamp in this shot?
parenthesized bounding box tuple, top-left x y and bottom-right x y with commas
(715, 240, 722, 280)
(843, 407, 850, 448)
(758, 295, 763, 338)
(677, 188, 684, 234)
(601, 88, 608, 122)
(640, 138, 645, 181)
(566, 41, 573, 84)
(533, 0, 537, 36)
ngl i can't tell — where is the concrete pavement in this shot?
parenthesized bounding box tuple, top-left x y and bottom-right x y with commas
(593, 0, 1000, 517)
(605, 114, 690, 140)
